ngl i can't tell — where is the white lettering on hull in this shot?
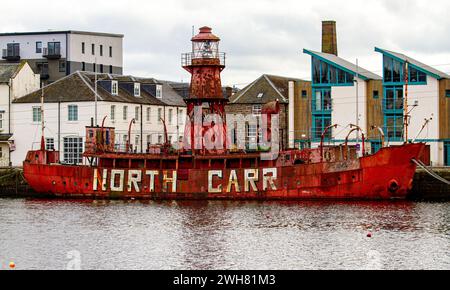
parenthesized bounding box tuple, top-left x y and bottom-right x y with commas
(92, 168, 278, 194)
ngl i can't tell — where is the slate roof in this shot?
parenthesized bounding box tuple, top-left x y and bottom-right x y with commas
(303, 49, 382, 80)
(375, 47, 450, 79)
(0, 62, 24, 83)
(13, 71, 186, 107)
(229, 74, 307, 104)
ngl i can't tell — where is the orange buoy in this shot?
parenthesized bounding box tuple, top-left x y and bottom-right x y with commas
(9, 262, 15, 269)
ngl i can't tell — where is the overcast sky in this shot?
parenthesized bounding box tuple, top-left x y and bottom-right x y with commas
(1, 0, 449, 87)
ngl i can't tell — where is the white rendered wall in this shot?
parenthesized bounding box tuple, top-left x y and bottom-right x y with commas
(67, 34, 123, 68)
(11, 101, 186, 166)
(0, 34, 67, 59)
(331, 77, 367, 141)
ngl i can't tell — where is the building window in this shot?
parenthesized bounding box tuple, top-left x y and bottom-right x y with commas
(134, 83, 141, 97)
(158, 108, 162, 123)
(100, 45, 103, 56)
(169, 136, 173, 144)
(99, 64, 104, 73)
(6, 43, 20, 57)
(32, 107, 42, 122)
(109, 46, 112, 57)
(36, 41, 42, 53)
(68, 105, 78, 121)
(135, 135, 140, 151)
(82, 42, 85, 54)
(123, 106, 128, 120)
(257, 93, 263, 98)
(46, 138, 55, 150)
(158, 135, 163, 144)
(302, 90, 307, 98)
(111, 81, 118, 95)
(81, 62, 85, 71)
(59, 60, 66, 72)
(383, 55, 403, 83)
(135, 107, 140, 121)
(373, 90, 379, 99)
(93, 63, 96, 73)
(109, 65, 113, 74)
(47, 42, 61, 56)
(63, 137, 83, 164)
(409, 66, 427, 84)
(446, 90, 450, 98)
(313, 88, 332, 112)
(178, 109, 184, 124)
(384, 86, 403, 112)
(371, 141, 382, 154)
(111, 105, 116, 121)
(146, 107, 151, 122)
(312, 114, 332, 140)
(91, 44, 95, 55)
(0, 146, 2, 158)
(252, 104, 262, 116)
(156, 85, 162, 99)
(385, 114, 403, 140)
(168, 109, 173, 125)
(0, 113, 3, 130)
(312, 56, 353, 85)
(147, 135, 152, 146)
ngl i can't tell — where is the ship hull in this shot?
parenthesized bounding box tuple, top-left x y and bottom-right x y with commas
(23, 143, 425, 200)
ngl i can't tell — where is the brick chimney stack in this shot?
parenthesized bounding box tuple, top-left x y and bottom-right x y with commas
(322, 20, 338, 56)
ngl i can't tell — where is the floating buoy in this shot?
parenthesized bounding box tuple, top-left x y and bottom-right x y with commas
(367, 232, 372, 238)
(9, 262, 15, 269)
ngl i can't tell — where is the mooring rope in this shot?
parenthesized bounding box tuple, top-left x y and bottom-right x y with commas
(412, 159, 450, 185)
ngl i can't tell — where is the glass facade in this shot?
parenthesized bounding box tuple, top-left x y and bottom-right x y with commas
(312, 57, 354, 86)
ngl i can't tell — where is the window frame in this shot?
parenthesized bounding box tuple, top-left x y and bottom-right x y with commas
(123, 106, 128, 121)
(110, 105, 116, 121)
(252, 104, 262, 116)
(63, 136, 83, 164)
(32, 107, 42, 123)
(68, 105, 78, 122)
(156, 85, 162, 99)
(111, 81, 118, 95)
(91, 43, 95, 55)
(46, 138, 55, 151)
(36, 41, 42, 53)
(134, 83, 141, 97)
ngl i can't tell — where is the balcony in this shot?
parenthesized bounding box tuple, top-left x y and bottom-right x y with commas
(2, 48, 20, 61)
(43, 47, 61, 60)
(181, 52, 226, 67)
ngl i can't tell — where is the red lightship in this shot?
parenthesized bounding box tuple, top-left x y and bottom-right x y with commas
(23, 27, 426, 200)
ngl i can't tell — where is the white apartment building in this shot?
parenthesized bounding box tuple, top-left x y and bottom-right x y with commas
(11, 71, 186, 167)
(0, 30, 123, 84)
(0, 61, 40, 167)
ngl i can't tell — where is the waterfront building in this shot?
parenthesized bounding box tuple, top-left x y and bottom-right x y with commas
(11, 71, 186, 167)
(0, 30, 124, 85)
(302, 21, 450, 166)
(0, 61, 40, 166)
(374, 48, 450, 166)
(227, 74, 311, 150)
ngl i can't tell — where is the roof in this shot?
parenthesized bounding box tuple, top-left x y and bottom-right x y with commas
(303, 49, 382, 80)
(0, 134, 12, 142)
(375, 47, 450, 80)
(13, 71, 186, 107)
(0, 62, 25, 83)
(229, 74, 308, 104)
(0, 30, 123, 38)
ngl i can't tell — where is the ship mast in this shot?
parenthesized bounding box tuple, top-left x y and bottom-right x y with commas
(404, 61, 409, 144)
(40, 83, 45, 151)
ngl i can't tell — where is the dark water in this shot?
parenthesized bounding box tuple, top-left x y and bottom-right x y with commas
(0, 198, 448, 270)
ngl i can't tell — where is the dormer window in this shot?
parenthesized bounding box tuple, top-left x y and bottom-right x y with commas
(134, 83, 141, 97)
(111, 81, 118, 95)
(257, 93, 264, 98)
(156, 84, 162, 99)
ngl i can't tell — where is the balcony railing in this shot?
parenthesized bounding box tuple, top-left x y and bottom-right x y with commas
(2, 48, 20, 61)
(181, 52, 226, 67)
(43, 47, 61, 59)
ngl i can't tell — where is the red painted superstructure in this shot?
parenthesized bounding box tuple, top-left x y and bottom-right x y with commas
(22, 27, 426, 200)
